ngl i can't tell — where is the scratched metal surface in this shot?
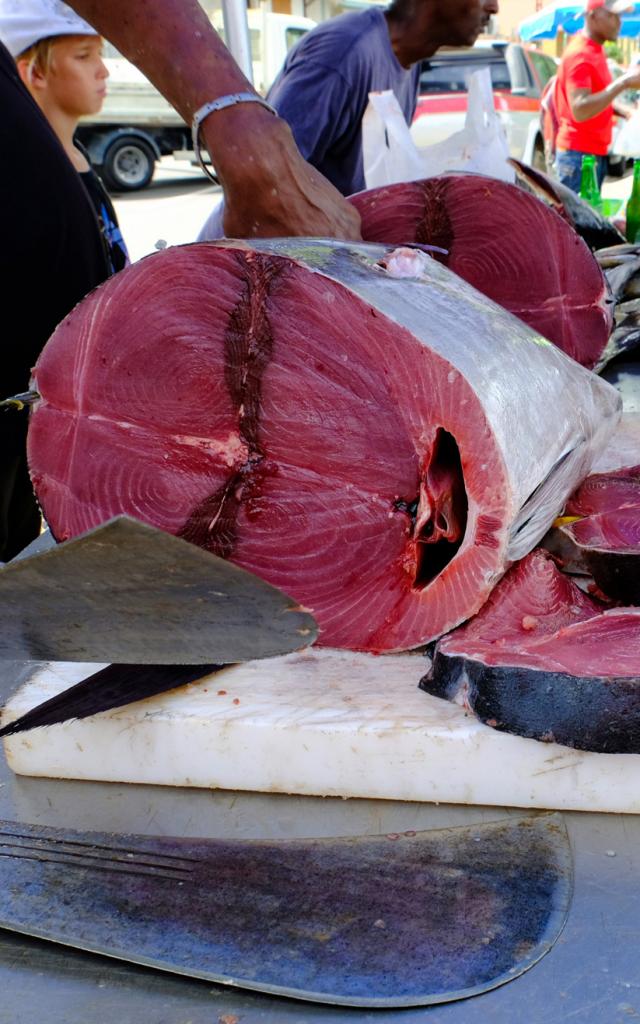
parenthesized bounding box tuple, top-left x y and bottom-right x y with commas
(0, 519, 317, 664)
(0, 814, 571, 1008)
(0, 666, 638, 1023)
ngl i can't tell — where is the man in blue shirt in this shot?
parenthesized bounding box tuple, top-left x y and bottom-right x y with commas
(267, 0, 498, 197)
(198, 0, 498, 238)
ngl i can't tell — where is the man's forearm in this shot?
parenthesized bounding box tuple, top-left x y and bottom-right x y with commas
(570, 77, 629, 122)
(66, 0, 361, 239)
(67, 0, 255, 122)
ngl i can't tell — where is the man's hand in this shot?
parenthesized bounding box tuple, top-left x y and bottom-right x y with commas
(208, 106, 362, 240)
(619, 68, 640, 91)
(67, 0, 361, 240)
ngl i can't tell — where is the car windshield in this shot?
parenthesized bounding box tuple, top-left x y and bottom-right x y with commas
(419, 59, 511, 94)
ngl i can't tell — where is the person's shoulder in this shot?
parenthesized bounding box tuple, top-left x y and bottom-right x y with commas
(561, 35, 584, 58)
(560, 35, 598, 73)
(563, 34, 601, 65)
(305, 7, 384, 38)
(291, 9, 386, 65)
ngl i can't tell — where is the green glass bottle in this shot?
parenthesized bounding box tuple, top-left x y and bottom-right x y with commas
(579, 154, 601, 209)
(626, 160, 640, 244)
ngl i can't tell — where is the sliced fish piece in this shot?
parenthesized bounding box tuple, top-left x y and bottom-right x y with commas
(560, 506, 640, 604)
(421, 549, 640, 753)
(566, 463, 640, 516)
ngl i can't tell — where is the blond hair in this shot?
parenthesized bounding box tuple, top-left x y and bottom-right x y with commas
(17, 37, 58, 84)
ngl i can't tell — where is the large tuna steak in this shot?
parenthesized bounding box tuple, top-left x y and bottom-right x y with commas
(421, 550, 640, 753)
(27, 240, 620, 652)
(349, 175, 613, 368)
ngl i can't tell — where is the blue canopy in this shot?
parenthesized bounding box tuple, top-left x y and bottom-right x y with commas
(519, 1, 640, 40)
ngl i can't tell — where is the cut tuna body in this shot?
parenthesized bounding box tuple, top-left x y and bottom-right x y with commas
(27, 241, 620, 652)
(421, 550, 640, 752)
(349, 175, 614, 368)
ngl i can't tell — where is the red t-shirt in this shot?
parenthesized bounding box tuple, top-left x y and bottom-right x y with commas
(556, 34, 613, 155)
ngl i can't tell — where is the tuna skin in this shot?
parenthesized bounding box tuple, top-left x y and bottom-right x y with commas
(350, 174, 614, 369)
(422, 550, 640, 753)
(27, 241, 620, 653)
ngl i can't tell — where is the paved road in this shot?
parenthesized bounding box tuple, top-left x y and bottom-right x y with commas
(112, 157, 222, 263)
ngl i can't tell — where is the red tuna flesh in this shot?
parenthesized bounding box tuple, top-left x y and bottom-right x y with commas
(560, 506, 640, 605)
(27, 240, 619, 652)
(553, 465, 640, 592)
(349, 175, 613, 368)
(563, 506, 640, 553)
(430, 548, 602, 651)
(565, 465, 640, 516)
(509, 158, 626, 252)
(422, 550, 640, 752)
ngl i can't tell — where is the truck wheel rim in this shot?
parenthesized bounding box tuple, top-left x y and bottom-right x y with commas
(113, 146, 150, 186)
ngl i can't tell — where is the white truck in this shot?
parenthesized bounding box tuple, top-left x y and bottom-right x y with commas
(77, 10, 315, 191)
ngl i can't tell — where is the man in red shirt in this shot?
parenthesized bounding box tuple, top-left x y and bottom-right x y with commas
(555, 0, 640, 191)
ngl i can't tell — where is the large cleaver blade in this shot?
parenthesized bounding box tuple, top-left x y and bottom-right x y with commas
(0, 813, 571, 1007)
(0, 516, 316, 664)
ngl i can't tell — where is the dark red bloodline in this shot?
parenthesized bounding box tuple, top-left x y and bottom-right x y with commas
(178, 253, 286, 557)
(415, 179, 453, 266)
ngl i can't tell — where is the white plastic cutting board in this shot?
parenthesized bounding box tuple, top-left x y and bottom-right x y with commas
(3, 649, 639, 813)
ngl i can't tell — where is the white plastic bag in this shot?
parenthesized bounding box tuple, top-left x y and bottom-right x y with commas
(610, 107, 640, 158)
(362, 68, 514, 190)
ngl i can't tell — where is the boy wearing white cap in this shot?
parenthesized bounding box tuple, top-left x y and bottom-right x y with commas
(0, 0, 128, 273)
(555, 0, 640, 191)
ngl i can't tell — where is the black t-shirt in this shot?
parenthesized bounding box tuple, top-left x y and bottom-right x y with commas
(80, 166, 129, 274)
(1, 41, 109, 399)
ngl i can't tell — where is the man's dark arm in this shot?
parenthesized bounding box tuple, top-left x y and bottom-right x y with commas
(67, 0, 360, 239)
(570, 69, 640, 122)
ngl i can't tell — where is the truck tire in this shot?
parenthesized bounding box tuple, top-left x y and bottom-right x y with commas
(101, 136, 156, 192)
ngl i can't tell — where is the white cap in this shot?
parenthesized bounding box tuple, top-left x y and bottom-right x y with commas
(0, 0, 97, 58)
